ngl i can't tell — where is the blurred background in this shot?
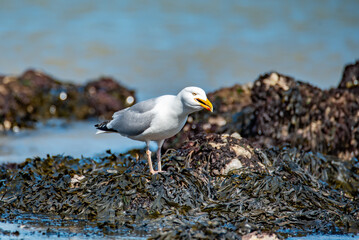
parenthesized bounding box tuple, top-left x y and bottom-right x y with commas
(0, 0, 359, 162)
(1, 0, 359, 100)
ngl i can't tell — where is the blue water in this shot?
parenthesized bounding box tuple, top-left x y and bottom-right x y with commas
(288, 234, 359, 240)
(0, 221, 147, 240)
(0, 0, 358, 100)
(0, 220, 357, 240)
(0, 120, 151, 163)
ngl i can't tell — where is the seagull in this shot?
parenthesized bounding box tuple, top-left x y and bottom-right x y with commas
(95, 86, 213, 174)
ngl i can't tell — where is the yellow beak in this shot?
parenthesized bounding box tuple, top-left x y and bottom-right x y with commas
(195, 98, 213, 112)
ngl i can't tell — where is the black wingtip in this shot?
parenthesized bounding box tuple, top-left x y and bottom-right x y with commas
(95, 121, 108, 130)
(95, 121, 118, 133)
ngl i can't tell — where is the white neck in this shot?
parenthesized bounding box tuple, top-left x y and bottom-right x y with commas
(175, 95, 200, 116)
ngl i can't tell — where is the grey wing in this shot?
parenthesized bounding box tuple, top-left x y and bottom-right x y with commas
(108, 98, 157, 137)
(113, 98, 156, 117)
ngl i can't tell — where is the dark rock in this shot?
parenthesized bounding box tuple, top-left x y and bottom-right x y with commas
(338, 60, 359, 94)
(208, 84, 252, 115)
(0, 70, 135, 132)
(231, 71, 359, 160)
(167, 61, 359, 161)
(85, 77, 135, 118)
(177, 133, 265, 175)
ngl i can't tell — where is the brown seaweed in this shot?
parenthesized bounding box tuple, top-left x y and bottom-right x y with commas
(1, 133, 358, 239)
(169, 61, 359, 162)
(232, 70, 359, 161)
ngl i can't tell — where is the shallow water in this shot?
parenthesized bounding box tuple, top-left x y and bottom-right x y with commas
(0, 120, 155, 163)
(288, 235, 359, 240)
(0, 220, 147, 240)
(0, 219, 357, 240)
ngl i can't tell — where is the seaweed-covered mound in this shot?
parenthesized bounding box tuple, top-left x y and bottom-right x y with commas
(168, 61, 359, 161)
(338, 60, 359, 94)
(232, 71, 359, 160)
(1, 133, 358, 239)
(0, 70, 135, 131)
(177, 133, 265, 175)
(208, 84, 252, 115)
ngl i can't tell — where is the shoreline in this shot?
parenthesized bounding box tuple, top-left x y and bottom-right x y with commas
(1, 60, 359, 239)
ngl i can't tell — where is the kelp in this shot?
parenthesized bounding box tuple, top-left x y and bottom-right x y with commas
(1, 133, 358, 239)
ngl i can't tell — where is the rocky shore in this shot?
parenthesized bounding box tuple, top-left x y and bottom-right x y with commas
(0, 69, 135, 131)
(1, 60, 359, 239)
(170, 60, 359, 161)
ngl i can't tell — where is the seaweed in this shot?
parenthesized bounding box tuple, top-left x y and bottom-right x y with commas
(338, 60, 359, 94)
(236, 70, 359, 160)
(170, 60, 359, 161)
(0, 133, 358, 238)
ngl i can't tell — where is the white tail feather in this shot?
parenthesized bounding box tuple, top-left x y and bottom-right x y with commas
(96, 130, 108, 134)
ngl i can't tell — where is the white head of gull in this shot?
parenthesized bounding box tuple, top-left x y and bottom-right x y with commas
(95, 86, 213, 174)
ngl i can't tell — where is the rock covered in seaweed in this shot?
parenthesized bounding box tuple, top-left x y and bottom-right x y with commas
(0, 69, 135, 132)
(1, 133, 359, 238)
(177, 133, 265, 175)
(208, 83, 252, 115)
(232, 70, 359, 160)
(338, 60, 359, 94)
(168, 60, 359, 161)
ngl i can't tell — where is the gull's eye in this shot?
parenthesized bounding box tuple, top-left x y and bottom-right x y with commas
(192, 92, 197, 96)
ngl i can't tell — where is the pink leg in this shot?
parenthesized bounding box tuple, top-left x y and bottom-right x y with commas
(156, 140, 165, 172)
(146, 142, 155, 174)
